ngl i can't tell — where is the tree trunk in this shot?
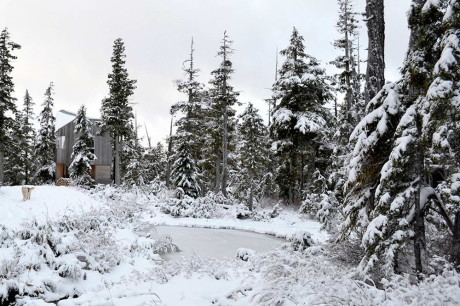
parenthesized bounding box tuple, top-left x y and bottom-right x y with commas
(222, 104, 228, 197)
(114, 136, 121, 185)
(249, 172, 254, 211)
(0, 151, 4, 185)
(365, 0, 385, 104)
(166, 116, 173, 188)
(413, 111, 426, 276)
(452, 211, 460, 267)
(215, 158, 221, 194)
(344, 9, 353, 124)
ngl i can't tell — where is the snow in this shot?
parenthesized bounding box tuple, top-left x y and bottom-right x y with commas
(422, 0, 441, 13)
(1, 186, 459, 305)
(55, 110, 76, 130)
(153, 226, 284, 260)
(0, 186, 105, 230)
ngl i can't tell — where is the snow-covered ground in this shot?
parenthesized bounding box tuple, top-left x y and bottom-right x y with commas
(0, 186, 105, 229)
(1, 185, 459, 305)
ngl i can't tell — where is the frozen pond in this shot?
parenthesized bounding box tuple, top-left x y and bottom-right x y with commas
(153, 226, 285, 260)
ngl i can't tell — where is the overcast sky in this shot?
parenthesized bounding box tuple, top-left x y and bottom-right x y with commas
(1, 0, 411, 146)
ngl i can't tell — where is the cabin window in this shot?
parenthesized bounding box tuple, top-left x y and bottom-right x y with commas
(57, 136, 65, 149)
(89, 138, 95, 154)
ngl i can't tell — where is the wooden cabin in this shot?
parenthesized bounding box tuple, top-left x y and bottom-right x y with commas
(55, 110, 112, 184)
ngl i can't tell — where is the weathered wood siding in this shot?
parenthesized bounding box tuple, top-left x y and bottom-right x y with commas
(56, 119, 112, 166)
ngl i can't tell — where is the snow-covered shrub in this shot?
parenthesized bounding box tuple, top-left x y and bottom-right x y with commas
(287, 231, 314, 251)
(299, 193, 320, 217)
(152, 235, 179, 255)
(315, 191, 340, 233)
(161, 195, 216, 219)
(236, 248, 256, 261)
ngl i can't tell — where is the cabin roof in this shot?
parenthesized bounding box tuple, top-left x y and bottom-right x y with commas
(56, 109, 101, 130)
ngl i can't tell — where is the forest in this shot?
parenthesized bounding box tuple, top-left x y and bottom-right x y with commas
(0, 0, 459, 304)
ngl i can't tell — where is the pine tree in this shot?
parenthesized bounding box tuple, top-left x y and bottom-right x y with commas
(0, 28, 21, 185)
(171, 38, 206, 161)
(170, 38, 205, 197)
(144, 142, 167, 182)
(171, 140, 200, 198)
(100, 38, 137, 185)
(271, 27, 333, 205)
(343, 0, 460, 276)
(22, 90, 36, 184)
(235, 103, 270, 211)
(331, 0, 362, 129)
(205, 32, 239, 196)
(4, 110, 26, 185)
(325, 0, 365, 230)
(34, 83, 56, 184)
(123, 121, 146, 186)
(69, 105, 96, 186)
(421, 0, 460, 266)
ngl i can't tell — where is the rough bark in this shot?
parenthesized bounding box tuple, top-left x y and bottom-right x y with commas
(365, 0, 385, 104)
(414, 112, 426, 276)
(165, 116, 173, 188)
(0, 151, 4, 184)
(114, 136, 121, 185)
(221, 36, 229, 197)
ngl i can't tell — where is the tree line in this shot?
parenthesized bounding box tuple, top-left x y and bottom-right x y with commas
(0, 0, 459, 280)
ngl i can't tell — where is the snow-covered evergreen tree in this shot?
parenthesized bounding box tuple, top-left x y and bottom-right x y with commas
(171, 38, 206, 162)
(331, 0, 362, 129)
(234, 103, 270, 210)
(271, 27, 333, 205)
(0, 28, 21, 185)
(202, 32, 240, 196)
(21, 90, 36, 184)
(34, 83, 56, 184)
(343, 0, 460, 276)
(69, 105, 96, 186)
(421, 0, 460, 266)
(4, 110, 26, 185)
(100, 38, 137, 185)
(169, 38, 204, 196)
(144, 142, 167, 183)
(123, 121, 146, 186)
(171, 140, 200, 198)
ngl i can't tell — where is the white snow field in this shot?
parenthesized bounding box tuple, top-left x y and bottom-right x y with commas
(0, 186, 105, 229)
(1, 185, 459, 305)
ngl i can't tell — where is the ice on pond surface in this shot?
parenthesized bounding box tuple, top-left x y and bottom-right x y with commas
(153, 226, 285, 260)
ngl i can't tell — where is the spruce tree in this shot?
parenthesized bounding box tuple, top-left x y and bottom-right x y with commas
(170, 38, 205, 197)
(4, 110, 26, 185)
(22, 90, 36, 184)
(271, 27, 333, 205)
(144, 142, 167, 182)
(0, 28, 21, 185)
(331, 0, 362, 129)
(343, 0, 460, 276)
(100, 38, 137, 185)
(205, 32, 239, 196)
(69, 105, 96, 186)
(171, 140, 200, 198)
(34, 83, 56, 184)
(123, 121, 146, 186)
(235, 103, 270, 211)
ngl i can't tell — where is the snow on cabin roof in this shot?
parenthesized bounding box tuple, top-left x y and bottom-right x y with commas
(55, 109, 101, 130)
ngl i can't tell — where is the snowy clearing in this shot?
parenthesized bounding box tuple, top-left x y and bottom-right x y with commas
(0, 186, 105, 230)
(1, 186, 459, 305)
